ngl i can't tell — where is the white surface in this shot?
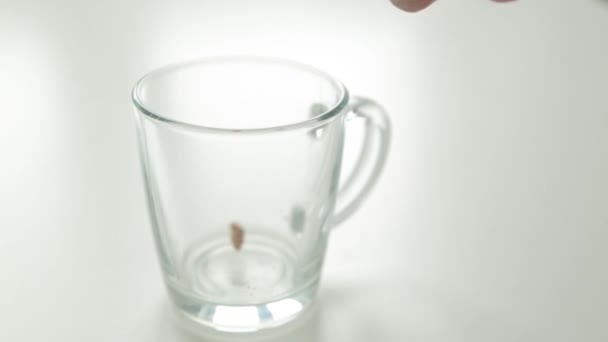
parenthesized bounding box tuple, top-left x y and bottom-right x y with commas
(1, 0, 607, 341)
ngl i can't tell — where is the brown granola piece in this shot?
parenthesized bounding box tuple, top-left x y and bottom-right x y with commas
(230, 222, 244, 251)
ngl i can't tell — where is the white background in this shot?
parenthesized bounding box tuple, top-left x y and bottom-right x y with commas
(1, 0, 607, 341)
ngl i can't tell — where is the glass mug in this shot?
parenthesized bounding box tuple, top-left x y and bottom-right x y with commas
(131, 57, 390, 332)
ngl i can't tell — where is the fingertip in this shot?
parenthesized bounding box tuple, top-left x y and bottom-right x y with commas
(390, 0, 436, 12)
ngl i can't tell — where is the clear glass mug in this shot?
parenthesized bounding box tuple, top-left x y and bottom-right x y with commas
(131, 57, 390, 333)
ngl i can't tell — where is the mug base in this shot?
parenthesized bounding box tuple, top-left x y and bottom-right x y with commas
(165, 233, 322, 332)
(168, 280, 319, 333)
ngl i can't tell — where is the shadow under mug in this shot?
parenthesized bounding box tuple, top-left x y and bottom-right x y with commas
(131, 57, 390, 333)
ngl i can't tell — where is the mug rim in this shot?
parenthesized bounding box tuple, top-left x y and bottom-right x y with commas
(131, 56, 350, 134)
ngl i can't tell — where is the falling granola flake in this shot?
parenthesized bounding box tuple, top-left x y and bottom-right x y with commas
(230, 222, 244, 251)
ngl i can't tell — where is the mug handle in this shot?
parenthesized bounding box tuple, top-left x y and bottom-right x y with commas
(332, 96, 391, 225)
